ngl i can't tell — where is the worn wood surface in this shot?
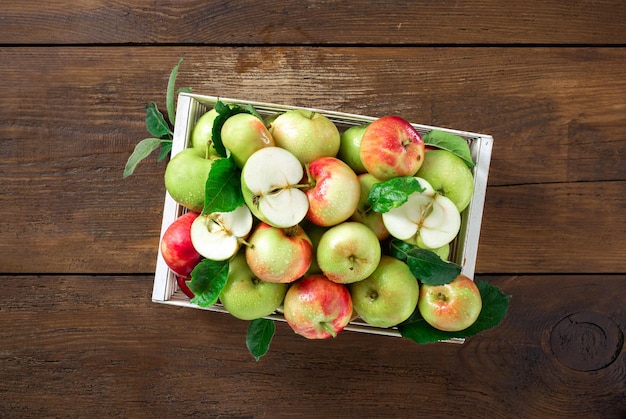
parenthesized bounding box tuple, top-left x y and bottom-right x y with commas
(1, 2, 625, 418)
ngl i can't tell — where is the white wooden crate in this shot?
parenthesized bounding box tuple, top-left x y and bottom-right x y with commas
(152, 93, 493, 340)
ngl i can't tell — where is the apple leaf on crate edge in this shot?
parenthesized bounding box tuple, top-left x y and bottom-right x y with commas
(368, 177, 425, 213)
(398, 280, 510, 344)
(187, 259, 230, 307)
(202, 156, 245, 215)
(423, 130, 475, 169)
(389, 239, 461, 285)
(247, 318, 275, 361)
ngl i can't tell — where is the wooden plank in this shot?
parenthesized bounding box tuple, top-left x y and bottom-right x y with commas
(1, 47, 625, 274)
(2, 1, 626, 45)
(0, 274, 624, 418)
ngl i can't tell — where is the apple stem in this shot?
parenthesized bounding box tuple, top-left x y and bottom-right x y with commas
(321, 322, 337, 338)
(239, 238, 254, 248)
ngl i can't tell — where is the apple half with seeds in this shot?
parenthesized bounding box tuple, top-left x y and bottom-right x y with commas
(190, 205, 253, 261)
(382, 177, 461, 249)
(241, 146, 309, 228)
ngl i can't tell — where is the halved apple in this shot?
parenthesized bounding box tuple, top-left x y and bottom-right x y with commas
(241, 147, 309, 228)
(190, 205, 253, 261)
(382, 177, 461, 249)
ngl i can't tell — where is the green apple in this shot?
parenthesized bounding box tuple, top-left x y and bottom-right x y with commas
(221, 113, 275, 168)
(241, 147, 309, 228)
(305, 157, 361, 227)
(418, 274, 482, 332)
(245, 222, 313, 283)
(164, 148, 219, 213)
(190, 205, 253, 261)
(316, 221, 381, 284)
(268, 109, 341, 165)
(190, 108, 219, 156)
(382, 177, 461, 249)
(338, 123, 369, 174)
(359, 115, 425, 181)
(350, 173, 390, 240)
(219, 251, 288, 321)
(416, 149, 474, 212)
(349, 255, 419, 328)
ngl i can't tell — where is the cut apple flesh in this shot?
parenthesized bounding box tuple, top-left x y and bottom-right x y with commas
(190, 205, 253, 261)
(382, 177, 461, 249)
(241, 147, 309, 228)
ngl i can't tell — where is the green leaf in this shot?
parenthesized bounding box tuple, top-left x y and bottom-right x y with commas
(166, 58, 184, 126)
(211, 100, 260, 157)
(123, 138, 163, 178)
(145, 102, 172, 138)
(202, 157, 245, 215)
(390, 239, 461, 285)
(423, 130, 475, 169)
(368, 177, 425, 214)
(398, 280, 510, 344)
(157, 141, 172, 162)
(188, 259, 230, 307)
(246, 318, 275, 361)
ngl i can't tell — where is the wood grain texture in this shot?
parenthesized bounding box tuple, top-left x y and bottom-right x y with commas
(1, 47, 625, 274)
(1, 1, 626, 45)
(0, 275, 623, 418)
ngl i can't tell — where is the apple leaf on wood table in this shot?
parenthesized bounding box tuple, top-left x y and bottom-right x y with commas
(187, 259, 230, 307)
(398, 280, 510, 344)
(247, 318, 275, 361)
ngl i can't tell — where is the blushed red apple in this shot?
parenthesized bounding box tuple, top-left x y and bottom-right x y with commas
(160, 211, 203, 278)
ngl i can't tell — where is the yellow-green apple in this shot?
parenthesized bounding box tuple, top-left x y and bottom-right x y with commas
(316, 221, 381, 284)
(338, 123, 369, 174)
(190, 205, 253, 261)
(245, 222, 313, 283)
(349, 256, 419, 328)
(219, 251, 288, 320)
(350, 173, 390, 240)
(190, 108, 219, 156)
(417, 239, 450, 261)
(382, 177, 461, 249)
(283, 274, 353, 339)
(164, 148, 219, 213)
(241, 147, 309, 228)
(176, 275, 195, 299)
(416, 149, 474, 212)
(160, 211, 203, 278)
(221, 113, 275, 168)
(359, 115, 425, 181)
(305, 157, 360, 227)
(268, 109, 340, 165)
(418, 274, 482, 332)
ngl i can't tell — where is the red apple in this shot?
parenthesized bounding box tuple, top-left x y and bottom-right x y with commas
(160, 211, 203, 278)
(176, 275, 195, 299)
(245, 222, 313, 283)
(418, 274, 482, 332)
(359, 115, 425, 181)
(283, 274, 353, 339)
(305, 156, 360, 227)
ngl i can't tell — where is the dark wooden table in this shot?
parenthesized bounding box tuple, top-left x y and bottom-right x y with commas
(1, 2, 625, 418)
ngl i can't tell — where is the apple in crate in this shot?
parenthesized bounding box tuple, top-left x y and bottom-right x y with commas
(221, 113, 275, 168)
(283, 274, 353, 339)
(268, 109, 341, 165)
(382, 177, 461, 249)
(241, 147, 309, 228)
(160, 211, 203, 279)
(245, 223, 313, 283)
(219, 252, 288, 321)
(164, 148, 219, 213)
(190, 108, 219, 156)
(338, 123, 369, 174)
(190, 205, 253, 261)
(176, 275, 195, 299)
(418, 274, 482, 332)
(350, 173, 390, 240)
(349, 256, 419, 328)
(359, 115, 425, 181)
(416, 149, 475, 213)
(305, 156, 360, 227)
(316, 221, 381, 284)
